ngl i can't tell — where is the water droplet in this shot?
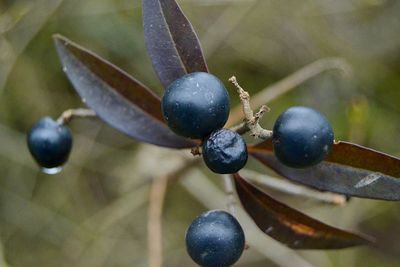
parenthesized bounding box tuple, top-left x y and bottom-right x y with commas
(62, 66, 68, 72)
(265, 226, 274, 234)
(355, 173, 382, 188)
(41, 166, 63, 175)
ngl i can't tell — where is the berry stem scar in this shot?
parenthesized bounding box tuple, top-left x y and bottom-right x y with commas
(229, 76, 273, 140)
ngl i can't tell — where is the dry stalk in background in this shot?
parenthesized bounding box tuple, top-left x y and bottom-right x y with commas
(227, 57, 352, 126)
(240, 169, 347, 206)
(147, 158, 201, 267)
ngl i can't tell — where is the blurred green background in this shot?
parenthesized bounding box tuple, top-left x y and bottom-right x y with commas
(0, 0, 400, 266)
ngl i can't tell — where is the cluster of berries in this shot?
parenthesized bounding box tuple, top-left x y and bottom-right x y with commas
(26, 71, 334, 267)
(162, 72, 334, 266)
(162, 72, 248, 174)
(26, 71, 334, 174)
(162, 71, 334, 171)
(161, 73, 247, 266)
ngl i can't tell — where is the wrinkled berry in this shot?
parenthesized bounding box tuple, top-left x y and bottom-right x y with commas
(202, 129, 248, 174)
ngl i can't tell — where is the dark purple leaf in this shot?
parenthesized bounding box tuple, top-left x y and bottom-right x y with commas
(234, 173, 371, 249)
(142, 0, 208, 88)
(249, 140, 400, 200)
(53, 34, 196, 149)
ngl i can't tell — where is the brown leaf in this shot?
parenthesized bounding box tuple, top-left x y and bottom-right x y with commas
(234, 173, 371, 249)
(249, 140, 400, 200)
(142, 0, 208, 88)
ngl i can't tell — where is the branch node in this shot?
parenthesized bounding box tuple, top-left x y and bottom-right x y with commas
(190, 146, 202, 156)
(229, 77, 272, 140)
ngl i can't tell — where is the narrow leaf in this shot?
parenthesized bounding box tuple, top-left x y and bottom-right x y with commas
(234, 173, 371, 249)
(54, 34, 196, 148)
(249, 140, 400, 200)
(142, 0, 208, 88)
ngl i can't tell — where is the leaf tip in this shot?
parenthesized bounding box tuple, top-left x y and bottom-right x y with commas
(52, 34, 72, 52)
(52, 33, 66, 43)
(359, 233, 376, 246)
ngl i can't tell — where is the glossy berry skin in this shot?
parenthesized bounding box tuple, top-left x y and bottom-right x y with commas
(27, 117, 73, 168)
(272, 106, 334, 168)
(202, 129, 248, 174)
(162, 72, 230, 139)
(185, 210, 245, 267)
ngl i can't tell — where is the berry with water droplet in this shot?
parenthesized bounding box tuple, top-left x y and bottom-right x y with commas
(27, 117, 73, 169)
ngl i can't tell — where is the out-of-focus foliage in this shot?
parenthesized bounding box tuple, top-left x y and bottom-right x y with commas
(0, 0, 399, 266)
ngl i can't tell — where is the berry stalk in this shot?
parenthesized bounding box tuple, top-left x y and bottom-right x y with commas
(228, 76, 273, 140)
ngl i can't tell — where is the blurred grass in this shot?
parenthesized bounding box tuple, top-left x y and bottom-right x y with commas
(0, 0, 400, 266)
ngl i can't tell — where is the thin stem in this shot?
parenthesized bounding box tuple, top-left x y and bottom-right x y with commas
(222, 175, 236, 215)
(148, 176, 168, 267)
(227, 57, 352, 126)
(240, 169, 347, 206)
(229, 122, 248, 135)
(229, 76, 273, 140)
(57, 108, 96, 125)
(147, 158, 201, 267)
(222, 175, 250, 249)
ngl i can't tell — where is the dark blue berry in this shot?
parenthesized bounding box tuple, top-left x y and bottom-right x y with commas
(272, 106, 334, 168)
(27, 117, 73, 168)
(162, 72, 230, 139)
(202, 129, 248, 174)
(185, 210, 245, 267)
